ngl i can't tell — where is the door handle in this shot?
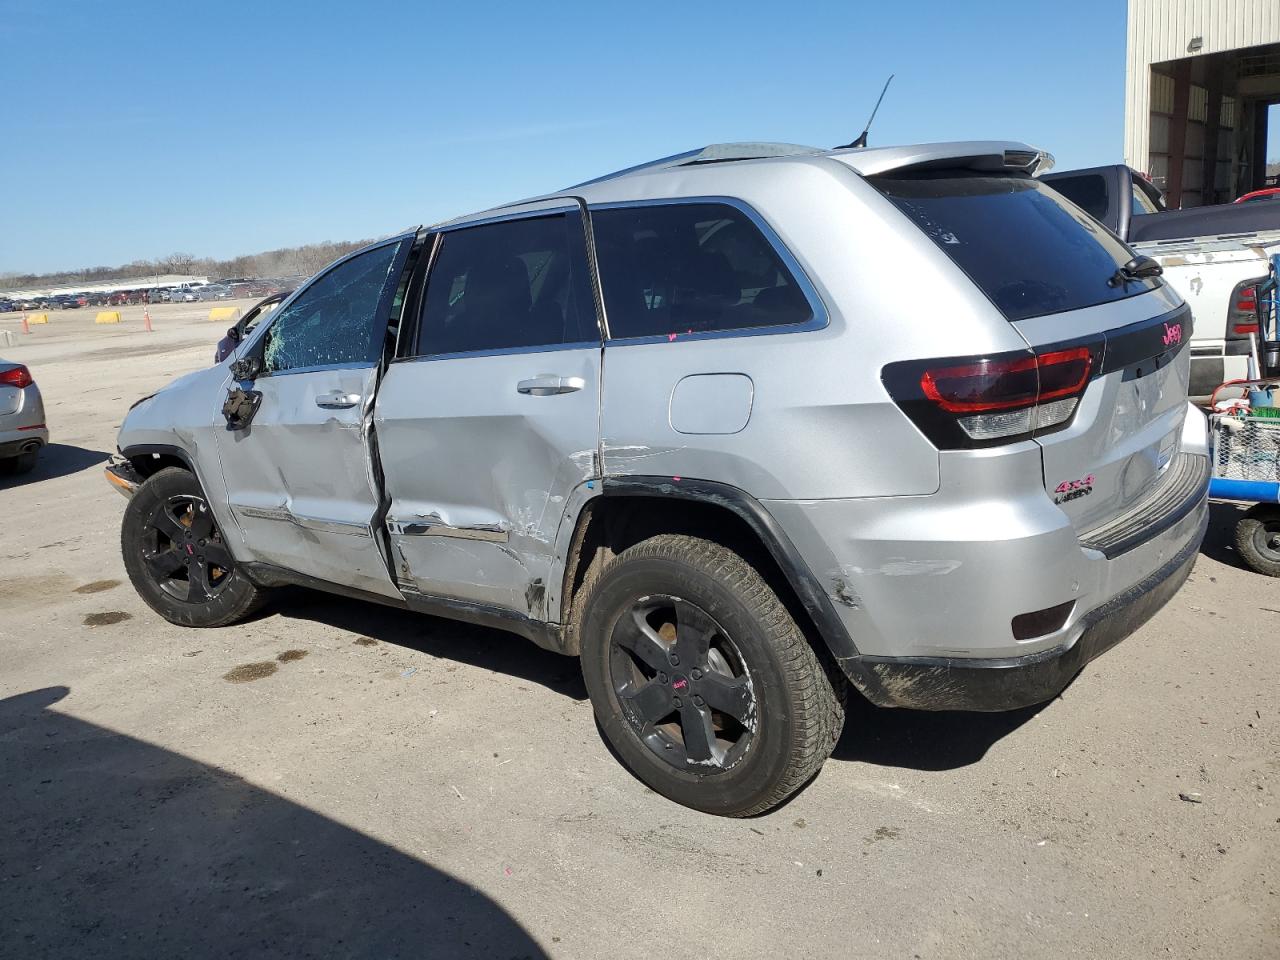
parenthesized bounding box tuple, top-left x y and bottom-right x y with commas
(516, 375, 585, 396)
(315, 391, 361, 409)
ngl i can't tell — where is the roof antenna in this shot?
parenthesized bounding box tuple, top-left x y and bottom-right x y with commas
(839, 74, 894, 149)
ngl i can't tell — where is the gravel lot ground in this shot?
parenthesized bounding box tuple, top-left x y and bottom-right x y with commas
(0, 301, 1276, 959)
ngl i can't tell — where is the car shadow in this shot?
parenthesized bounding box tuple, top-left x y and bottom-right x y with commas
(1, 686, 548, 959)
(0, 443, 108, 487)
(830, 692, 1042, 772)
(1200, 499, 1249, 569)
(269, 587, 589, 701)
(269, 588, 1038, 770)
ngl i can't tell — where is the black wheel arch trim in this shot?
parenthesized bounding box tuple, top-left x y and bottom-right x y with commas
(120, 442, 199, 477)
(599, 475, 863, 665)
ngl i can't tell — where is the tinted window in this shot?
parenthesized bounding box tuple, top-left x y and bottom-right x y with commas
(1043, 173, 1110, 222)
(591, 202, 813, 339)
(873, 172, 1155, 322)
(263, 242, 403, 372)
(418, 214, 596, 355)
(1131, 175, 1162, 215)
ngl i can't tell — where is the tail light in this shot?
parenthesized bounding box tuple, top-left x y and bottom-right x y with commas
(884, 346, 1095, 448)
(1229, 278, 1264, 337)
(0, 365, 33, 389)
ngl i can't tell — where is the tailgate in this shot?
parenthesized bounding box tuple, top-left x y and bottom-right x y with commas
(1013, 295, 1193, 535)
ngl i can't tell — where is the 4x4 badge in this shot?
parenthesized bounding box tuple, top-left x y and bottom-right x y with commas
(1053, 474, 1095, 504)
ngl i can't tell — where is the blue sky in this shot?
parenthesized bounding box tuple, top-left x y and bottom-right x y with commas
(0, 0, 1258, 273)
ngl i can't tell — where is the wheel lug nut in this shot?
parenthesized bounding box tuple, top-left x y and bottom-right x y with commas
(669, 654, 680, 666)
(693, 695, 705, 707)
(691, 669, 702, 680)
(672, 696, 682, 708)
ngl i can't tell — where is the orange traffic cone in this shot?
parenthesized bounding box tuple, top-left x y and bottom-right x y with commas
(21, 311, 30, 335)
(143, 305, 153, 332)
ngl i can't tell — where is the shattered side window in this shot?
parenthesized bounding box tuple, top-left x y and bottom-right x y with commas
(263, 241, 403, 373)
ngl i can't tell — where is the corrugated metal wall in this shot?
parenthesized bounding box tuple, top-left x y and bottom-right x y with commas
(1124, 0, 1280, 188)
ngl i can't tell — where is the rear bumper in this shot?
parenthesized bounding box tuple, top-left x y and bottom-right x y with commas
(0, 433, 46, 458)
(840, 503, 1205, 711)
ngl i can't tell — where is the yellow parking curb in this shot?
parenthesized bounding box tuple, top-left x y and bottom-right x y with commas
(95, 311, 123, 324)
(208, 306, 241, 323)
(28, 313, 50, 324)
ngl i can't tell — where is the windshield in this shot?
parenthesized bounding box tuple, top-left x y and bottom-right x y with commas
(871, 171, 1158, 322)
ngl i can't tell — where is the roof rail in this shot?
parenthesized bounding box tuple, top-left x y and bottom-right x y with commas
(571, 142, 824, 188)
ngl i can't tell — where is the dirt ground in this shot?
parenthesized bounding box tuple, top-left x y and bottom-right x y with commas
(0, 301, 1276, 960)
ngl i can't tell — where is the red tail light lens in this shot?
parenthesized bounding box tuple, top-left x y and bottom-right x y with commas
(919, 348, 1092, 441)
(884, 346, 1096, 448)
(921, 348, 1092, 414)
(1228, 279, 1265, 339)
(0, 365, 33, 389)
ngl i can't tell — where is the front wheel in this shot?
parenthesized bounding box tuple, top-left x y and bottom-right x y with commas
(1235, 504, 1280, 577)
(579, 534, 845, 816)
(121, 467, 269, 627)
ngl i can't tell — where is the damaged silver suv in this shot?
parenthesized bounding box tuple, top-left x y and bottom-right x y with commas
(109, 141, 1209, 816)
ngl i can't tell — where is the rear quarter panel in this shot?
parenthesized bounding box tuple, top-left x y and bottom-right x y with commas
(592, 158, 1032, 499)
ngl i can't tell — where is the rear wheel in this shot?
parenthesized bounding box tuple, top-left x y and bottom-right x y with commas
(579, 534, 845, 816)
(121, 467, 269, 627)
(1235, 504, 1280, 577)
(0, 448, 38, 475)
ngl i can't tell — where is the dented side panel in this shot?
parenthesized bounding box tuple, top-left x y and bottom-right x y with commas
(212, 364, 403, 599)
(374, 346, 601, 618)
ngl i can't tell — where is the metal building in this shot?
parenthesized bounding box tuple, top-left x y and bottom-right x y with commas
(1125, 0, 1280, 206)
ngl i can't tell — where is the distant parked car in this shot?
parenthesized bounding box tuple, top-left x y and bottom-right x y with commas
(197, 284, 231, 301)
(213, 290, 291, 362)
(0, 359, 47, 475)
(146, 288, 171, 303)
(169, 287, 198, 303)
(0, 300, 15, 313)
(1235, 187, 1280, 203)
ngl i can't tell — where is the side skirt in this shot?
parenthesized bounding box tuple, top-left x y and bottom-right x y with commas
(241, 562, 572, 657)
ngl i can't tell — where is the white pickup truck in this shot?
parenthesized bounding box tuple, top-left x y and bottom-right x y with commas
(1042, 164, 1280, 399)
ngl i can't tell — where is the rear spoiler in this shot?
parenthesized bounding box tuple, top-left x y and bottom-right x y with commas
(830, 140, 1055, 179)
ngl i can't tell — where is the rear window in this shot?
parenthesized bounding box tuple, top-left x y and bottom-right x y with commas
(872, 172, 1156, 322)
(1043, 173, 1109, 221)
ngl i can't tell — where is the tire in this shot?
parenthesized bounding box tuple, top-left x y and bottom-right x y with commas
(579, 534, 845, 817)
(0, 449, 38, 475)
(121, 466, 269, 627)
(1234, 504, 1280, 577)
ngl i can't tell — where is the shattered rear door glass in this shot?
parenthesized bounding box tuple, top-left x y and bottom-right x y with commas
(264, 241, 404, 372)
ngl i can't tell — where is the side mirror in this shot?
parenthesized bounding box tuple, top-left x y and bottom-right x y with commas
(230, 355, 262, 382)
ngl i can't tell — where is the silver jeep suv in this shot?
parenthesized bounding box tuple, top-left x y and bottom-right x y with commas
(108, 141, 1209, 816)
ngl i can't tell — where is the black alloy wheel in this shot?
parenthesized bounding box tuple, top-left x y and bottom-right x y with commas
(579, 534, 845, 816)
(121, 467, 269, 627)
(141, 494, 235, 603)
(609, 595, 756, 771)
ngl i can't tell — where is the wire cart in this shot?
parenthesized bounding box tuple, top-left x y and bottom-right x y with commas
(1207, 253, 1280, 575)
